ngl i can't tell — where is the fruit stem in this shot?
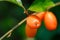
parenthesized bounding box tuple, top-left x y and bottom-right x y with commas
(16, 0, 29, 15)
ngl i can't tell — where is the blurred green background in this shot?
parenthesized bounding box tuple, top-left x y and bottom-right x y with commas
(0, 0, 60, 40)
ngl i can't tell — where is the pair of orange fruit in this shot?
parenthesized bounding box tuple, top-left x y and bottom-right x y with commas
(25, 11, 57, 38)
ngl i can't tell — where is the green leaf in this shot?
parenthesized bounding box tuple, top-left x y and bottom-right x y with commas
(16, 0, 23, 7)
(0, 0, 23, 7)
(28, 0, 55, 12)
(5, 0, 24, 9)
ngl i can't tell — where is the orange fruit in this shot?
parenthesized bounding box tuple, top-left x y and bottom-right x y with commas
(36, 12, 46, 21)
(44, 11, 57, 31)
(27, 15, 41, 29)
(25, 24, 37, 37)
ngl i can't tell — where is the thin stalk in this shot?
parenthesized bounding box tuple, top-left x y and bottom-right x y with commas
(47, 2, 60, 11)
(0, 18, 27, 40)
(0, 12, 36, 40)
(16, 0, 28, 15)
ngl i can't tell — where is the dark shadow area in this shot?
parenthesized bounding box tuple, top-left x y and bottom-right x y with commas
(53, 0, 60, 3)
(51, 33, 60, 40)
(22, 0, 35, 9)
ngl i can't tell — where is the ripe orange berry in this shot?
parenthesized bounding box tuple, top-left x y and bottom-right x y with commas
(25, 24, 37, 37)
(26, 15, 41, 29)
(36, 12, 46, 21)
(44, 11, 57, 31)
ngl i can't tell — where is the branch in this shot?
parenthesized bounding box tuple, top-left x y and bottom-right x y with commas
(47, 2, 60, 11)
(0, 0, 28, 40)
(0, 12, 36, 40)
(0, 18, 27, 40)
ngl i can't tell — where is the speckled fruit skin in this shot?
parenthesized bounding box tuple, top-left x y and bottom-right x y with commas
(27, 15, 41, 29)
(25, 24, 37, 37)
(44, 11, 57, 31)
(36, 12, 45, 21)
